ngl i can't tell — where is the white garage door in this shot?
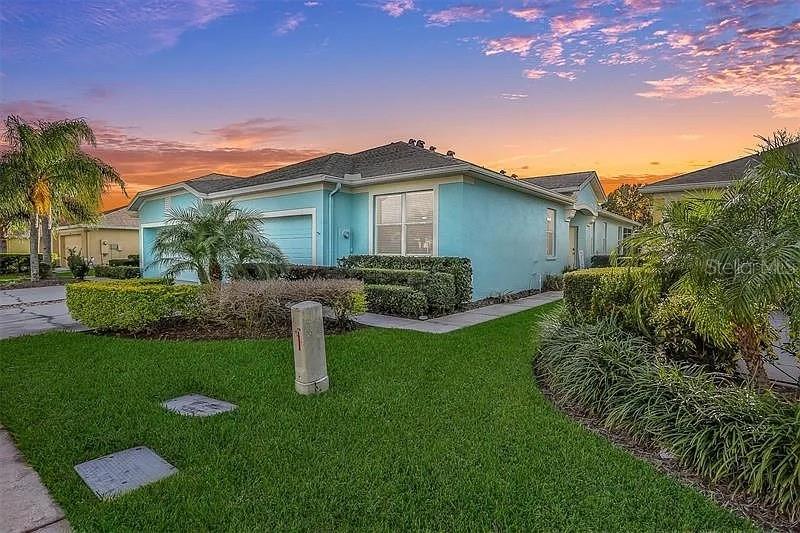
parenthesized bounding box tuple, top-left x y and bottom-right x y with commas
(259, 215, 314, 265)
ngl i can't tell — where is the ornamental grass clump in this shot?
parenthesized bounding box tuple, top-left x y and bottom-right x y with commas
(536, 312, 800, 518)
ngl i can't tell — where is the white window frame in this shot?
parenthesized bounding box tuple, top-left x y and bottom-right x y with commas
(602, 221, 608, 253)
(545, 208, 557, 258)
(373, 190, 435, 256)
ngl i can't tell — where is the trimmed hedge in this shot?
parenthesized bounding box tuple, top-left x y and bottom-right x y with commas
(423, 271, 456, 313)
(339, 255, 472, 304)
(66, 279, 199, 332)
(94, 265, 141, 279)
(349, 267, 428, 287)
(108, 258, 138, 267)
(365, 284, 427, 318)
(563, 267, 645, 312)
(0, 253, 42, 274)
(349, 268, 456, 314)
(283, 264, 350, 280)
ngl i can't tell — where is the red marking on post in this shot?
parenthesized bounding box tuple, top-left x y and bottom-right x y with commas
(294, 328, 302, 351)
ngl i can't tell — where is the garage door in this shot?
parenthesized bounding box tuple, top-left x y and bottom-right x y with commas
(259, 215, 314, 265)
(62, 234, 83, 266)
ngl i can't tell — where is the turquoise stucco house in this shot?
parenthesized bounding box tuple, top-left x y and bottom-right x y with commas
(128, 140, 638, 299)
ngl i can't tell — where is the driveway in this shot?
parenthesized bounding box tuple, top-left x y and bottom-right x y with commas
(0, 286, 85, 340)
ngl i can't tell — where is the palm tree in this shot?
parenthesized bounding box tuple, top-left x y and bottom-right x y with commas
(0, 115, 125, 280)
(628, 131, 800, 388)
(151, 200, 287, 283)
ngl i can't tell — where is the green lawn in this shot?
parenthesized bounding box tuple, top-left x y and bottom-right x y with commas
(0, 305, 751, 531)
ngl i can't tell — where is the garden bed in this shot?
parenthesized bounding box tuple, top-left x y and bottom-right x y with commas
(534, 372, 797, 532)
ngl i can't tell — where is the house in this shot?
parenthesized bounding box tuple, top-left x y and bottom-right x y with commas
(128, 140, 638, 299)
(55, 207, 139, 266)
(641, 140, 800, 222)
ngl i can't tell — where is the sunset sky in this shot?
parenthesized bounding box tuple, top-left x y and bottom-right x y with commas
(1, 0, 798, 209)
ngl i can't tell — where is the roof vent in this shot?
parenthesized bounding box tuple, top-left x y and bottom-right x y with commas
(511, 173, 518, 179)
(446, 150, 455, 157)
(500, 169, 507, 175)
(416, 139, 425, 148)
(408, 138, 416, 144)
(429, 146, 436, 152)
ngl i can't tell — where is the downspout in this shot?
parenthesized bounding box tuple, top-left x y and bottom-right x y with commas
(327, 183, 342, 265)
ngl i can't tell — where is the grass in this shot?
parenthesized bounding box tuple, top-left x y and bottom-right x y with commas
(0, 304, 752, 531)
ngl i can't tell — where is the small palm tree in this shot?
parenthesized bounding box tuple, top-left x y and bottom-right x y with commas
(629, 131, 800, 388)
(151, 200, 287, 283)
(0, 115, 125, 280)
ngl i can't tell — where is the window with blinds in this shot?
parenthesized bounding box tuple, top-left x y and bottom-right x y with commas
(374, 190, 434, 255)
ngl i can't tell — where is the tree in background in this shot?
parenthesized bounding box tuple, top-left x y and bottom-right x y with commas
(602, 184, 653, 226)
(628, 131, 800, 388)
(0, 115, 125, 280)
(151, 200, 287, 283)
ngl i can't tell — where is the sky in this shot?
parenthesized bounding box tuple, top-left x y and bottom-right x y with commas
(1, 0, 798, 209)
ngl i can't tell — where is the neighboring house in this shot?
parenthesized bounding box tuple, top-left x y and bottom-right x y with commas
(519, 171, 637, 267)
(128, 141, 638, 299)
(55, 207, 140, 266)
(641, 140, 800, 222)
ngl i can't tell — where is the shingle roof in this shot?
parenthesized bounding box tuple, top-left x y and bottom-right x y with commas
(642, 140, 800, 191)
(186, 142, 465, 194)
(518, 171, 595, 192)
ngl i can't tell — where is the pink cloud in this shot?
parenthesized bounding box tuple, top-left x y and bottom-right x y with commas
(426, 6, 489, 27)
(550, 14, 597, 36)
(555, 71, 577, 80)
(379, 0, 415, 17)
(538, 41, 564, 65)
(508, 7, 543, 22)
(640, 19, 800, 117)
(623, 0, 663, 13)
(196, 118, 298, 148)
(274, 13, 306, 35)
(483, 36, 537, 57)
(522, 69, 548, 79)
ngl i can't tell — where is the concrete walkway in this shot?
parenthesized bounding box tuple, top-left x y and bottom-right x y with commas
(0, 286, 85, 340)
(0, 427, 70, 533)
(356, 291, 563, 333)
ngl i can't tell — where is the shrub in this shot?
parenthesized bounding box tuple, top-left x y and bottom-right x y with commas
(66, 279, 199, 332)
(200, 279, 366, 331)
(364, 284, 427, 318)
(108, 258, 138, 267)
(66, 247, 90, 280)
(536, 314, 800, 518)
(339, 255, 472, 305)
(282, 264, 351, 280)
(590, 254, 610, 268)
(649, 293, 736, 371)
(0, 253, 42, 274)
(563, 267, 637, 312)
(38, 262, 52, 279)
(422, 272, 456, 314)
(94, 265, 141, 279)
(542, 273, 564, 291)
(348, 267, 428, 287)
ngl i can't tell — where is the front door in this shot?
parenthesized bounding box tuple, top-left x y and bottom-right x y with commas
(568, 226, 578, 268)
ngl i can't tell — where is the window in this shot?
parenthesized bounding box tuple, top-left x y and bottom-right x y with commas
(620, 227, 633, 255)
(374, 190, 434, 255)
(617, 226, 624, 253)
(590, 222, 596, 254)
(546, 208, 556, 256)
(602, 222, 608, 252)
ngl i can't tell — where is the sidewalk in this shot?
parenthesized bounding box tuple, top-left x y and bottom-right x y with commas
(355, 291, 563, 333)
(0, 427, 70, 533)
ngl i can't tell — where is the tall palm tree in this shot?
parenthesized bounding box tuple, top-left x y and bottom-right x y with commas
(151, 200, 287, 283)
(0, 115, 125, 280)
(628, 131, 800, 388)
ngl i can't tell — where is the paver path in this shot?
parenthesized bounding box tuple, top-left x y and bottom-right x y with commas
(356, 291, 564, 333)
(0, 427, 70, 533)
(0, 286, 84, 340)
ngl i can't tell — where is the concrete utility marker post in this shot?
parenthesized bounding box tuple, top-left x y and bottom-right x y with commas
(291, 301, 329, 395)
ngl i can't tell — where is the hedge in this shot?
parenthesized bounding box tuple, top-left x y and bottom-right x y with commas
(66, 279, 199, 332)
(563, 267, 645, 312)
(282, 264, 351, 280)
(364, 284, 427, 318)
(108, 258, 139, 267)
(94, 265, 141, 279)
(339, 255, 472, 304)
(348, 267, 428, 287)
(0, 253, 42, 274)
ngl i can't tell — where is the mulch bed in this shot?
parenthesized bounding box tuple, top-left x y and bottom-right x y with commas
(95, 317, 362, 341)
(532, 364, 799, 532)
